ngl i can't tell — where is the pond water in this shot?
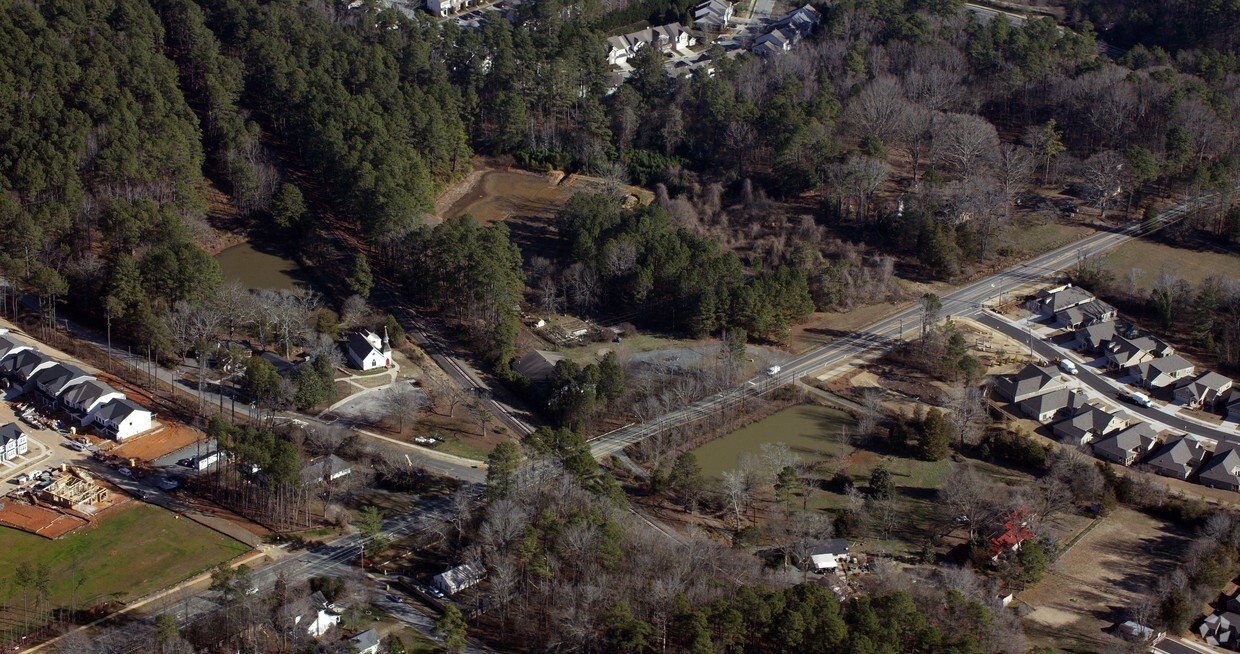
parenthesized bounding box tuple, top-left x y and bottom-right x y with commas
(214, 243, 303, 291)
(689, 404, 856, 478)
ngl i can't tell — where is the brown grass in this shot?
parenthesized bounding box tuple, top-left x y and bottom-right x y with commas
(1019, 507, 1187, 649)
(1101, 239, 1240, 290)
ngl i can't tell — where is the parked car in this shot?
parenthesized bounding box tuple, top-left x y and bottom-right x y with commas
(118, 468, 132, 477)
(1058, 359, 1078, 375)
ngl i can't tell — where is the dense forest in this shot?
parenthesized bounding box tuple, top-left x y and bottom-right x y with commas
(0, 0, 1237, 364)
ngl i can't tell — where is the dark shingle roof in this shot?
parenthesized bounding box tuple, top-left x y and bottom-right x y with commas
(92, 398, 147, 423)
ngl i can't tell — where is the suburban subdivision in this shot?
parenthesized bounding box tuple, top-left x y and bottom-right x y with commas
(1, 0, 1238, 651)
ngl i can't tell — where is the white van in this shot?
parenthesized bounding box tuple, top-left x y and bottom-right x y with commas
(1058, 359, 1078, 375)
(1130, 392, 1152, 407)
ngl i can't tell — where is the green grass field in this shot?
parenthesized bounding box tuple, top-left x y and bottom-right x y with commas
(0, 504, 250, 608)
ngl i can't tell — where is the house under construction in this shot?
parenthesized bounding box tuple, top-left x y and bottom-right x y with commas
(37, 468, 108, 508)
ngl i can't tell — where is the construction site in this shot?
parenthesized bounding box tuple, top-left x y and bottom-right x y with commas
(0, 466, 126, 538)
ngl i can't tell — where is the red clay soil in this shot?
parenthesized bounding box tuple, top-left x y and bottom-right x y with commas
(112, 424, 202, 462)
(0, 501, 87, 539)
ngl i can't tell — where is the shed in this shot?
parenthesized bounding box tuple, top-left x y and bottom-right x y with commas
(433, 563, 485, 595)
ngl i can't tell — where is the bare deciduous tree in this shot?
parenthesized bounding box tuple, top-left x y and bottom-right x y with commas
(935, 113, 1000, 183)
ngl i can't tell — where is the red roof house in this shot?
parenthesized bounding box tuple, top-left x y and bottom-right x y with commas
(988, 510, 1034, 560)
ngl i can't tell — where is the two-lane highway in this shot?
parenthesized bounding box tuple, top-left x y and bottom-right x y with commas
(589, 194, 1217, 458)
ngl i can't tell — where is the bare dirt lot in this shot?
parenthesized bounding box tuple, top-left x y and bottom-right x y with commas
(438, 168, 573, 225)
(112, 424, 201, 462)
(1019, 507, 1188, 650)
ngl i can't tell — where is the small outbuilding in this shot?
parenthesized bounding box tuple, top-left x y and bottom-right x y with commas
(433, 563, 485, 595)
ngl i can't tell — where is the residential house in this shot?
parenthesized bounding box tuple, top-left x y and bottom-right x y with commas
(1019, 389, 1087, 423)
(1229, 389, 1240, 423)
(426, 0, 468, 16)
(60, 380, 125, 421)
(287, 591, 339, 639)
(606, 23, 696, 67)
(301, 454, 353, 485)
(1074, 321, 1118, 353)
(0, 423, 29, 461)
(1199, 445, 1240, 492)
(260, 351, 302, 377)
(1051, 404, 1129, 445)
(348, 628, 381, 654)
(433, 563, 485, 595)
(345, 329, 392, 372)
(1200, 611, 1240, 648)
(1054, 299, 1117, 330)
(0, 334, 33, 362)
(987, 510, 1033, 561)
(29, 363, 93, 402)
(1, 349, 56, 386)
(994, 364, 1069, 403)
(775, 4, 821, 32)
(693, 0, 733, 30)
(752, 5, 821, 56)
(1145, 437, 1207, 479)
(1174, 371, 1234, 409)
(1030, 284, 1096, 318)
(1104, 335, 1174, 371)
(513, 350, 566, 384)
(1134, 354, 1195, 389)
(86, 397, 153, 441)
(753, 29, 795, 56)
(805, 539, 850, 570)
(1091, 422, 1157, 466)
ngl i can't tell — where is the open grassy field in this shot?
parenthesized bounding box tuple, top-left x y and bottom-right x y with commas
(1003, 220, 1094, 258)
(1101, 239, 1240, 289)
(389, 626, 443, 653)
(689, 405, 1035, 559)
(0, 504, 250, 608)
(1019, 507, 1187, 650)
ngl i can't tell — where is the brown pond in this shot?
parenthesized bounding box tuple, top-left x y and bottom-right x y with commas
(214, 243, 304, 291)
(441, 170, 573, 224)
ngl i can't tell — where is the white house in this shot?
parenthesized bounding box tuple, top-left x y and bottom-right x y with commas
(427, 0, 469, 16)
(0, 423, 29, 461)
(61, 380, 125, 420)
(289, 591, 340, 638)
(434, 563, 485, 595)
(346, 329, 392, 371)
(806, 539, 850, 570)
(86, 398, 153, 441)
(606, 23, 696, 67)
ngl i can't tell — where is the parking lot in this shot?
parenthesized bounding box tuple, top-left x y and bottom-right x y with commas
(0, 391, 87, 486)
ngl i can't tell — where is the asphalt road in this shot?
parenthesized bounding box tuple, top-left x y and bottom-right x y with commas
(91, 495, 456, 654)
(977, 313, 1237, 442)
(589, 194, 1216, 458)
(370, 282, 537, 438)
